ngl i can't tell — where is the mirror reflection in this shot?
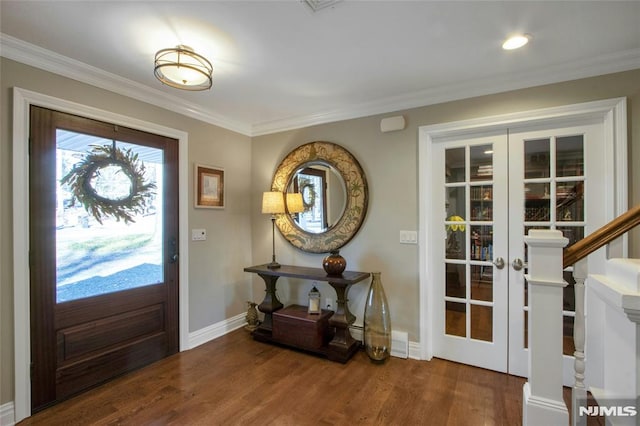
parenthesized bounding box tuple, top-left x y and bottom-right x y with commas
(272, 141, 368, 253)
(288, 164, 346, 234)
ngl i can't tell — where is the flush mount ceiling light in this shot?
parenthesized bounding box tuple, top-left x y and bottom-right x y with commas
(502, 34, 531, 50)
(154, 45, 213, 91)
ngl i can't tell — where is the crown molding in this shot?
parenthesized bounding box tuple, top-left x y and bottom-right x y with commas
(251, 48, 640, 136)
(0, 33, 252, 136)
(2, 33, 639, 138)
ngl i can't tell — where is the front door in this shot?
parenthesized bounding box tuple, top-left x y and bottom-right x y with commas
(29, 106, 180, 411)
(431, 120, 606, 382)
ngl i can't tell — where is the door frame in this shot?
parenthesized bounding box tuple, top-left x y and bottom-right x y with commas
(418, 97, 628, 363)
(12, 87, 190, 422)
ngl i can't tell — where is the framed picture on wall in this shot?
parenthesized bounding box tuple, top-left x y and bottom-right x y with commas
(195, 164, 224, 208)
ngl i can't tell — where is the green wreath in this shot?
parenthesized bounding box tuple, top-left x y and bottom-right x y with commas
(60, 143, 156, 224)
(299, 180, 316, 211)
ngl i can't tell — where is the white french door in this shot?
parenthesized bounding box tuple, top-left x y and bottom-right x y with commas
(432, 131, 510, 372)
(506, 122, 606, 384)
(430, 120, 607, 382)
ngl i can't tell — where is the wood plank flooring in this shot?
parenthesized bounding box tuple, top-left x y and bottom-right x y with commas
(19, 329, 581, 425)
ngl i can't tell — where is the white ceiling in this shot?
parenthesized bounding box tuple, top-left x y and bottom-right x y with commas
(1, 1, 639, 136)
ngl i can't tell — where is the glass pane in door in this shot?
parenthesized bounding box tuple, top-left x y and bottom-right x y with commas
(56, 130, 164, 303)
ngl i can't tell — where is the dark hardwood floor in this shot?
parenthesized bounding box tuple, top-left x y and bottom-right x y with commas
(20, 329, 585, 425)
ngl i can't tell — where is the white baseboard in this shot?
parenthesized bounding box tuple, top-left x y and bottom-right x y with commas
(349, 326, 415, 359)
(1, 401, 15, 426)
(408, 341, 422, 360)
(188, 313, 246, 349)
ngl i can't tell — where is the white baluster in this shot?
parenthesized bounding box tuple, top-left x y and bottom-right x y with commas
(571, 259, 587, 426)
(523, 229, 570, 426)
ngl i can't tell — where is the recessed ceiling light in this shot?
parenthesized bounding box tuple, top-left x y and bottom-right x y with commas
(502, 34, 531, 50)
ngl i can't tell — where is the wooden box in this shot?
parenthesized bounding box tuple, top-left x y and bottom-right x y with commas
(273, 304, 334, 351)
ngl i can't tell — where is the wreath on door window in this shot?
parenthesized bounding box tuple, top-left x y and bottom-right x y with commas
(60, 143, 156, 224)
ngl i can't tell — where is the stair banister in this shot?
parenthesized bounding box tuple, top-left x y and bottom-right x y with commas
(525, 205, 640, 426)
(563, 204, 640, 268)
(563, 205, 640, 425)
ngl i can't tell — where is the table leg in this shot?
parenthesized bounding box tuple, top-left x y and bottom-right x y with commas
(327, 282, 359, 363)
(254, 273, 283, 337)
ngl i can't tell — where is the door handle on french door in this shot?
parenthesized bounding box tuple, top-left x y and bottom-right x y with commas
(169, 237, 179, 263)
(492, 257, 505, 269)
(512, 258, 524, 271)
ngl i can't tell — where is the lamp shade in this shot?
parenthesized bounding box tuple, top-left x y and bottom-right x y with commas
(154, 45, 213, 91)
(262, 192, 285, 214)
(286, 193, 305, 214)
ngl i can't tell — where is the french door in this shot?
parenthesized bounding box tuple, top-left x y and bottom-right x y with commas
(431, 121, 606, 382)
(29, 106, 180, 411)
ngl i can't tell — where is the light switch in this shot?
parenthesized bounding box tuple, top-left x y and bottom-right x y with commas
(400, 230, 417, 244)
(192, 229, 207, 241)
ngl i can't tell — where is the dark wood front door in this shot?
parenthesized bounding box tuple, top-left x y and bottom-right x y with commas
(29, 106, 179, 412)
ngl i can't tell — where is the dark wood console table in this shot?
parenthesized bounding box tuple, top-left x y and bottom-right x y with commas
(244, 264, 370, 363)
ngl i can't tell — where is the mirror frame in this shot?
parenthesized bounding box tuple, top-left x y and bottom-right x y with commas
(272, 141, 368, 253)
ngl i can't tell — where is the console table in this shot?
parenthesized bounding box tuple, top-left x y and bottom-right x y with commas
(244, 264, 370, 363)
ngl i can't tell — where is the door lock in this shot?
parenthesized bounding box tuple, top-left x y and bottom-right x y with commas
(512, 258, 524, 271)
(169, 238, 179, 264)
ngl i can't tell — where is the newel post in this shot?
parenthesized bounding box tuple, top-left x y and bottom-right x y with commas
(523, 229, 569, 426)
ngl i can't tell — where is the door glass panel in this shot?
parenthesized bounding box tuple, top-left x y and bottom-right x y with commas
(471, 265, 493, 302)
(56, 130, 163, 303)
(471, 304, 492, 342)
(557, 226, 585, 247)
(525, 183, 550, 221)
(556, 135, 584, 177)
(446, 147, 465, 183)
(470, 185, 492, 220)
(557, 181, 584, 222)
(524, 138, 550, 178)
(446, 301, 466, 337)
(470, 225, 492, 261)
(446, 187, 466, 218)
(470, 145, 493, 181)
(446, 263, 466, 298)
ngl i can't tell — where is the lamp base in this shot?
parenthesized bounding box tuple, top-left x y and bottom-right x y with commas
(267, 261, 281, 269)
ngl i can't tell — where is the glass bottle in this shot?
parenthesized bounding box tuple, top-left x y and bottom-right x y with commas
(364, 272, 391, 362)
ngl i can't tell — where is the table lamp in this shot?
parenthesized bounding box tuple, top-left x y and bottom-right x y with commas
(262, 192, 285, 269)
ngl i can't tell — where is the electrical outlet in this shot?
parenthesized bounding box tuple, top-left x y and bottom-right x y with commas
(325, 298, 334, 311)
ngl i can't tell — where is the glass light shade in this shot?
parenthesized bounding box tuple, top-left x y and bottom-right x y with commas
(286, 193, 305, 214)
(154, 45, 213, 91)
(262, 191, 285, 214)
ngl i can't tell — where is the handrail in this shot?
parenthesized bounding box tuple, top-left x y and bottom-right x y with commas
(563, 204, 640, 268)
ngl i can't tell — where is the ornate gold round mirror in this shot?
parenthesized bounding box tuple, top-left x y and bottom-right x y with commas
(271, 141, 368, 253)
